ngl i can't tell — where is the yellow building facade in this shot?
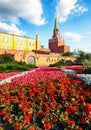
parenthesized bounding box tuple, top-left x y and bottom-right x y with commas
(0, 32, 77, 67)
(0, 32, 40, 51)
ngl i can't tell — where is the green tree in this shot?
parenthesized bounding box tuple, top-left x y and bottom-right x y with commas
(85, 53, 91, 60)
(0, 53, 14, 63)
(75, 51, 86, 64)
(83, 59, 91, 69)
(62, 52, 73, 56)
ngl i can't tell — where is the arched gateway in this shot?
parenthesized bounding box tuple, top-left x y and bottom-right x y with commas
(27, 56, 35, 64)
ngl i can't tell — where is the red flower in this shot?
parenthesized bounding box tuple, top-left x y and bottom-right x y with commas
(24, 115, 30, 124)
(61, 95, 66, 100)
(80, 96, 85, 102)
(84, 91, 90, 97)
(29, 92, 35, 97)
(87, 111, 91, 119)
(4, 113, 9, 122)
(45, 103, 50, 111)
(28, 112, 33, 120)
(15, 123, 20, 130)
(50, 84, 55, 90)
(86, 104, 91, 111)
(67, 119, 75, 125)
(50, 103, 56, 109)
(48, 90, 53, 95)
(66, 106, 77, 115)
(6, 95, 11, 100)
(51, 96, 55, 102)
(81, 117, 86, 124)
(0, 109, 4, 116)
(72, 99, 78, 105)
(29, 126, 35, 130)
(24, 112, 33, 124)
(22, 107, 28, 113)
(44, 122, 52, 129)
(53, 116, 58, 123)
(38, 110, 44, 117)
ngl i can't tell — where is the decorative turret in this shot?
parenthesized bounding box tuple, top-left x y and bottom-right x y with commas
(36, 34, 40, 50)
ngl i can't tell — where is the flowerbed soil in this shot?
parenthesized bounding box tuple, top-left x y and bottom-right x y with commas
(0, 67, 91, 130)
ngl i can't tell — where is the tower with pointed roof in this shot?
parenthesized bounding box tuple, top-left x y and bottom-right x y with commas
(49, 16, 70, 53)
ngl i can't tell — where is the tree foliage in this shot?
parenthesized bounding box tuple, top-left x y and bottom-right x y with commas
(75, 51, 91, 67)
(62, 52, 73, 56)
(0, 53, 14, 63)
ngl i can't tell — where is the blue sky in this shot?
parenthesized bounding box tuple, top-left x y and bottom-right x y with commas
(0, 0, 91, 52)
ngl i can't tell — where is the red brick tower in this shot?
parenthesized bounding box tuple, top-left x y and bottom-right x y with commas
(49, 16, 70, 53)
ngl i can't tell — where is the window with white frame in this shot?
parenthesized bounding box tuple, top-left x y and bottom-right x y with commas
(16, 39, 24, 44)
(1, 37, 4, 42)
(1, 46, 9, 49)
(29, 42, 34, 46)
(6, 38, 10, 42)
(1, 37, 10, 42)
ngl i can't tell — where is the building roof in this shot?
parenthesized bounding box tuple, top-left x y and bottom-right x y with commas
(54, 16, 58, 30)
(0, 32, 35, 40)
(72, 51, 81, 55)
(39, 48, 50, 52)
(32, 48, 50, 54)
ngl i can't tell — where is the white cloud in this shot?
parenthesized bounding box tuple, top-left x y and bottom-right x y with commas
(56, 0, 88, 22)
(72, 4, 88, 16)
(0, 0, 45, 25)
(63, 32, 91, 53)
(86, 31, 91, 35)
(0, 22, 26, 36)
(79, 45, 91, 53)
(84, 31, 91, 38)
(63, 32, 82, 41)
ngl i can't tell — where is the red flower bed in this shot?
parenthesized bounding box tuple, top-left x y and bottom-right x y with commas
(1, 67, 67, 90)
(0, 72, 21, 81)
(0, 67, 90, 130)
(61, 65, 84, 74)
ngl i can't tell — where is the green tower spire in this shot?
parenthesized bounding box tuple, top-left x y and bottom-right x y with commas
(54, 15, 58, 30)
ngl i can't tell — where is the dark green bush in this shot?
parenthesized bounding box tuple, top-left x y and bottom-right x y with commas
(17, 61, 26, 65)
(49, 60, 74, 67)
(49, 60, 64, 67)
(0, 63, 25, 72)
(0, 53, 14, 63)
(64, 60, 74, 66)
(26, 64, 37, 68)
(0, 62, 37, 72)
(0, 53, 37, 72)
(84, 67, 91, 74)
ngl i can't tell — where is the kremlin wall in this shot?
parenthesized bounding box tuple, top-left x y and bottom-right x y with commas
(0, 17, 78, 67)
